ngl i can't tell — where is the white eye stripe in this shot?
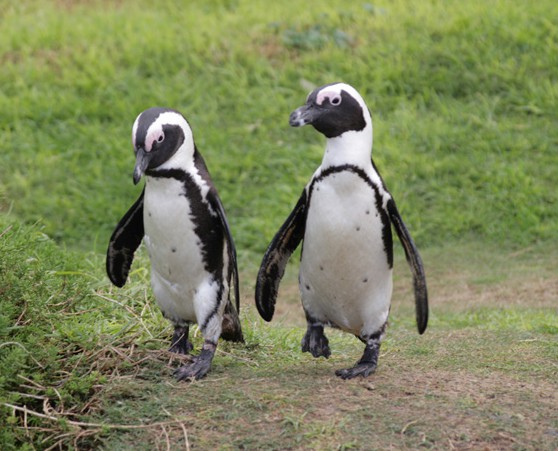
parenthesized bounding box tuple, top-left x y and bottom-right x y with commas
(316, 89, 342, 106)
(145, 127, 164, 152)
(132, 115, 140, 148)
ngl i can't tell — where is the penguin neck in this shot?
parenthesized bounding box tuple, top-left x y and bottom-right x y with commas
(155, 139, 196, 173)
(321, 124, 373, 170)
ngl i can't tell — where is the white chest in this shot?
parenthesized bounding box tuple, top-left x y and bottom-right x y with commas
(143, 176, 204, 274)
(303, 170, 388, 265)
(142, 176, 209, 321)
(299, 169, 393, 335)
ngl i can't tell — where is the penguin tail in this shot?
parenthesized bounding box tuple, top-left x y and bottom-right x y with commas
(220, 300, 244, 343)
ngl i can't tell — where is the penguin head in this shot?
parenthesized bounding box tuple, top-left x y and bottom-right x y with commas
(289, 82, 371, 139)
(131, 107, 193, 184)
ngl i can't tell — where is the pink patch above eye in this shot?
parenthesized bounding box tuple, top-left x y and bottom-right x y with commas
(145, 128, 162, 152)
(317, 90, 341, 106)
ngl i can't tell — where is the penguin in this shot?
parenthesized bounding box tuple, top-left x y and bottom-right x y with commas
(255, 83, 428, 379)
(106, 107, 243, 381)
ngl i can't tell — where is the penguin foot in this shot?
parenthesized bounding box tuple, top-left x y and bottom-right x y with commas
(335, 338, 380, 379)
(301, 323, 331, 358)
(169, 325, 193, 355)
(335, 362, 377, 379)
(173, 345, 215, 381)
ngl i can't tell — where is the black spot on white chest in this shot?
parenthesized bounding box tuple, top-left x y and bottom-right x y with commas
(306, 180, 380, 245)
(304, 165, 394, 268)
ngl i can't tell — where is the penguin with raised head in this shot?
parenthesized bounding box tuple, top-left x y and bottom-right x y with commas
(107, 107, 243, 381)
(256, 83, 428, 379)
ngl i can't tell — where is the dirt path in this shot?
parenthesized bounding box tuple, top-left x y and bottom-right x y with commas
(16, 244, 555, 449)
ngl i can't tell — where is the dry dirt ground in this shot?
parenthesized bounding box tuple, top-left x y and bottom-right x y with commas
(92, 245, 557, 450)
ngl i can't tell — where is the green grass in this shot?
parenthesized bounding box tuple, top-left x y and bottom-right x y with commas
(1, 0, 557, 449)
(1, 0, 557, 254)
(1, 218, 556, 449)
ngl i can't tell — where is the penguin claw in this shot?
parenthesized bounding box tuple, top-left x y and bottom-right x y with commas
(335, 362, 377, 380)
(301, 324, 331, 358)
(336, 337, 380, 379)
(173, 347, 215, 381)
(174, 357, 211, 381)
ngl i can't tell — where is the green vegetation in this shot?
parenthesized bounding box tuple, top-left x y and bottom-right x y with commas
(1, 0, 556, 449)
(1, 0, 556, 252)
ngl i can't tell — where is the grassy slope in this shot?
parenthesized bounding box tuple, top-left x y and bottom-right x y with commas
(0, 0, 557, 255)
(0, 0, 557, 449)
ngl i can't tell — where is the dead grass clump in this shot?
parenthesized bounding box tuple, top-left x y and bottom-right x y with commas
(2, 331, 196, 449)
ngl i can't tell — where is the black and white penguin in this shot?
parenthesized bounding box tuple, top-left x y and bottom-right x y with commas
(255, 83, 428, 379)
(106, 107, 243, 380)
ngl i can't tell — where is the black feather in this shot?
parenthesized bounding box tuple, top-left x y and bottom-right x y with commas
(106, 189, 145, 287)
(387, 198, 429, 334)
(255, 190, 307, 321)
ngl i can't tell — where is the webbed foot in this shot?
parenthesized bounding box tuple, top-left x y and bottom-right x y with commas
(174, 342, 215, 381)
(335, 362, 377, 379)
(335, 337, 380, 380)
(301, 323, 331, 358)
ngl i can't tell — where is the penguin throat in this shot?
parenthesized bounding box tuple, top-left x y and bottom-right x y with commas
(322, 127, 373, 169)
(153, 140, 196, 173)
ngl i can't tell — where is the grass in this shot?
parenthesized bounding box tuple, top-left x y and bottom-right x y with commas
(0, 0, 557, 449)
(1, 218, 556, 449)
(1, 0, 557, 253)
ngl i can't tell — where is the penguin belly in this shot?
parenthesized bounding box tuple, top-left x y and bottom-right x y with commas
(299, 170, 393, 337)
(143, 176, 214, 325)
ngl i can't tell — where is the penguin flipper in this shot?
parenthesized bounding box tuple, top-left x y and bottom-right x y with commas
(256, 190, 307, 321)
(106, 189, 145, 287)
(206, 189, 241, 315)
(387, 198, 428, 334)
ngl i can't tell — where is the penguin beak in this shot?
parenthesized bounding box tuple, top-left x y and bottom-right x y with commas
(289, 104, 320, 127)
(133, 147, 150, 185)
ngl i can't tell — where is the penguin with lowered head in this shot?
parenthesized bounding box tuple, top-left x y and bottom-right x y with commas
(107, 107, 243, 381)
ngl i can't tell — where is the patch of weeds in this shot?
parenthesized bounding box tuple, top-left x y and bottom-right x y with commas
(282, 24, 354, 50)
(281, 410, 308, 432)
(442, 307, 558, 333)
(0, 217, 180, 448)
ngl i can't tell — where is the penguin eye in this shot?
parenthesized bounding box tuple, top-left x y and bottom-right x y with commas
(157, 133, 165, 143)
(330, 95, 342, 106)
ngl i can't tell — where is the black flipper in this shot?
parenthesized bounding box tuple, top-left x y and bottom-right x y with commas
(207, 189, 240, 314)
(194, 148, 240, 317)
(386, 198, 428, 334)
(206, 188, 244, 343)
(193, 148, 243, 343)
(255, 190, 308, 321)
(106, 189, 145, 287)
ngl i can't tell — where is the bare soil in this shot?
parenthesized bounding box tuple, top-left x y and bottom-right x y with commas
(36, 244, 557, 449)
